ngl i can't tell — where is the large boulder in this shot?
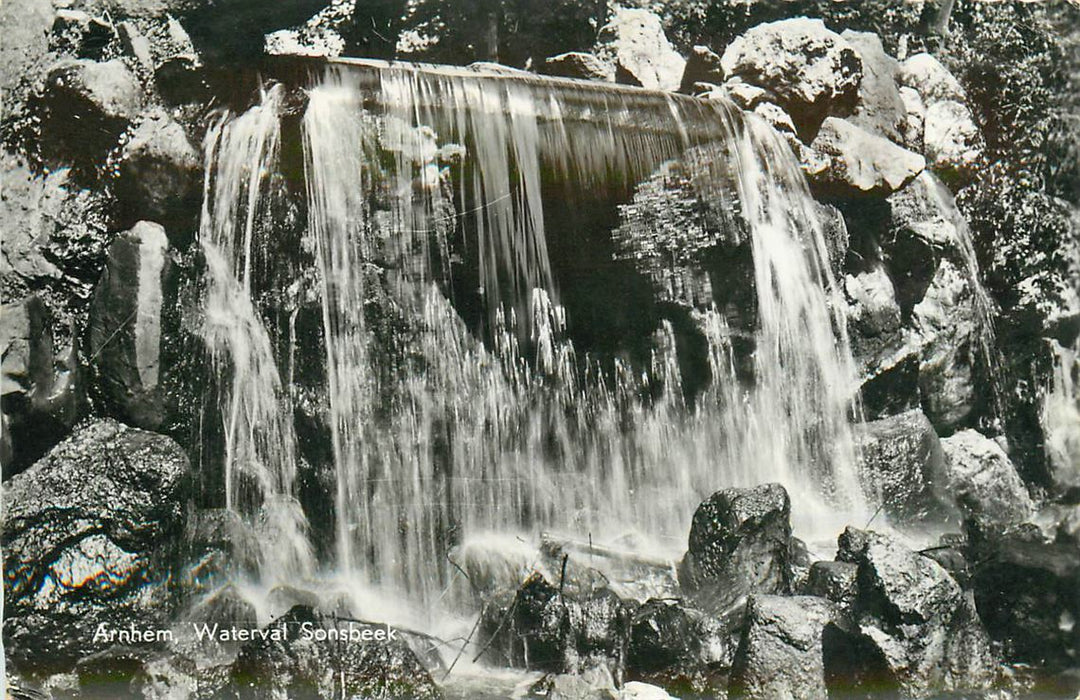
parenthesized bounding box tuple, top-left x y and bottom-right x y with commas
(729, 595, 841, 699)
(856, 409, 961, 527)
(800, 560, 858, 610)
(541, 52, 614, 82)
(679, 45, 724, 94)
(841, 30, 906, 143)
(230, 605, 441, 699)
(117, 111, 202, 236)
(679, 483, 793, 613)
(898, 53, 965, 105)
(628, 598, 733, 677)
(969, 524, 1080, 671)
(597, 6, 685, 92)
(1, 295, 85, 477)
(720, 18, 862, 138)
(835, 528, 998, 697)
(802, 117, 925, 199)
(39, 58, 143, 169)
(88, 221, 174, 430)
(940, 430, 1034, 526)
(0, 0, 54, 121)
(2, 419, 189, 672)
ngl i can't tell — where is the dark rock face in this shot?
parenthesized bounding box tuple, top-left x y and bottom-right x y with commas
(230, 605, 441, 699)
(801, 560, 858, 610)
(730, 594, 840, 699)
(856, 409, 961, 527)
(88, 221, 174, 430)
(627, 598, 731, 674)
(2, 418, 189, 672)
(720, 18, 862, 138)
(679, 483, 793, 613)
(39, 58, 143, 169)
(679, 45, 724, 94)
(970, 527, 1080, 671)
(541, 52, 614, 82)
(834, 527, 998, 697)
(478, 573, 634, 674)
(117, 111, 202, 235)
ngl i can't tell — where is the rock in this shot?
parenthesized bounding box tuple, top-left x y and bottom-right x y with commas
(751, 101, 796, 137)
(845, 262, 902, 339)
(923, 99, 983, 185)
(628, 598, 732, 675)
(720, 18, 862, 138)
(2, 418, 189, 672)
(117, 20, 155, 74)
(597, 7, 685, 92)
(722, 80, 770, 110)
(899, 86, 926, 151)
(841, 30, 906, 143)
(856, 409, 961, 527)
(941, 429, 1035, 526)
(911, 259, 981, 430)
(230, 605, 441, 699)
(117, 111, 202, 233)
(800, 561, 858, 610)
(89, 221, 173, 430)
(836, 528, 998, 697)
(542, 52, 615, 82)
(679, 483, 793, 613)
(40, 59, 143, 169)
(0, 0, 54, 111)
(679, 45, 724, 94)
(898, 53, 966, 106)
(50, 10, 114, 60)
(970, 526, 1080, 670)
(886, 171, 971, 253)
(478, 573, 634, 674)
(802, 117, 925, 198)
(730, 594, 841, 699)
(452, 535, 544, 597)
(1, 295, 85, 477)
(620, 682, 675, 699)
(529, 665, 617, 700)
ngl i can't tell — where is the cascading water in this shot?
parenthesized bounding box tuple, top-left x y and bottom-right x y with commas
(199, 83, 314, 584)
(1043, 337, 1080, 485)
(288, 60, 869, 612)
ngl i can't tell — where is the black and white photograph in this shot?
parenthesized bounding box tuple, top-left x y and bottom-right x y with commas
(1, 0, 1078, 697)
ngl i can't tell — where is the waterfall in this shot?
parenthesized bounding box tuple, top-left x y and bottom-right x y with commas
(1044, 337, 1080, 486)
(290, 60, 868, 608)
(199, 84, 314, 583)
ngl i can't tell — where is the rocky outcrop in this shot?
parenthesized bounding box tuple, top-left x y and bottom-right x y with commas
(2, 419, 189, 672)
(802, 117, 925, 198)
(841, 30, 906, 143)
(117, 111, 201, 234)
(597, 7, 685, 92)
(542, 52, 615, 82)
(679, 483, 793, 613)
(39, 58, 143, 168)
(941, 429, 1034, 525)
(230, 605, 441, 699)
(679, 45, 724, 94)
(856, 409, 960, 527)
(89, 221, 174, 430)
(729, 594, 841, 699)
(720, 18, 862, 138)
(835, 528, 999, 697)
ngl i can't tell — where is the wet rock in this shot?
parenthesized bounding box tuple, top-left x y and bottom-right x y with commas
(173, 585, 259, 666)
(2, 418, 189, 672)
(970, 526, 1080, 669)
(800, 561, 858, 610)
(841, 30, 906, 143)
(230, 605, 441, 699)
(529, 665, 617, 700)
(856, 409, 961, 527)
(802, 117, 925, 199)
(941, 429, 1034, 526)
(751, 101, 796, 138)
(912, 259, 981, 431)
(722, 79, 770, 110)
(886, 171, 971, 254)
(720, 18, 862, 138)
(542, 52, 615, 82)
(39, 58, 143, 169)
(628, 598, 732, 674)
(898, 53, 966, 106)
(478, 573, 634, 674)
(923, 99, 983, 185)
(730, 594, 841, 699)
(679, 46, 724, 94)
(836, 528, 998, 697)
(679, 483, 793, 613)
(597, 7, 685, 92)
(1, 294, 85, 477)
(117, 111, 202, 234)
(89, 221, 174, 431)
(453, 535, 544, 597)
